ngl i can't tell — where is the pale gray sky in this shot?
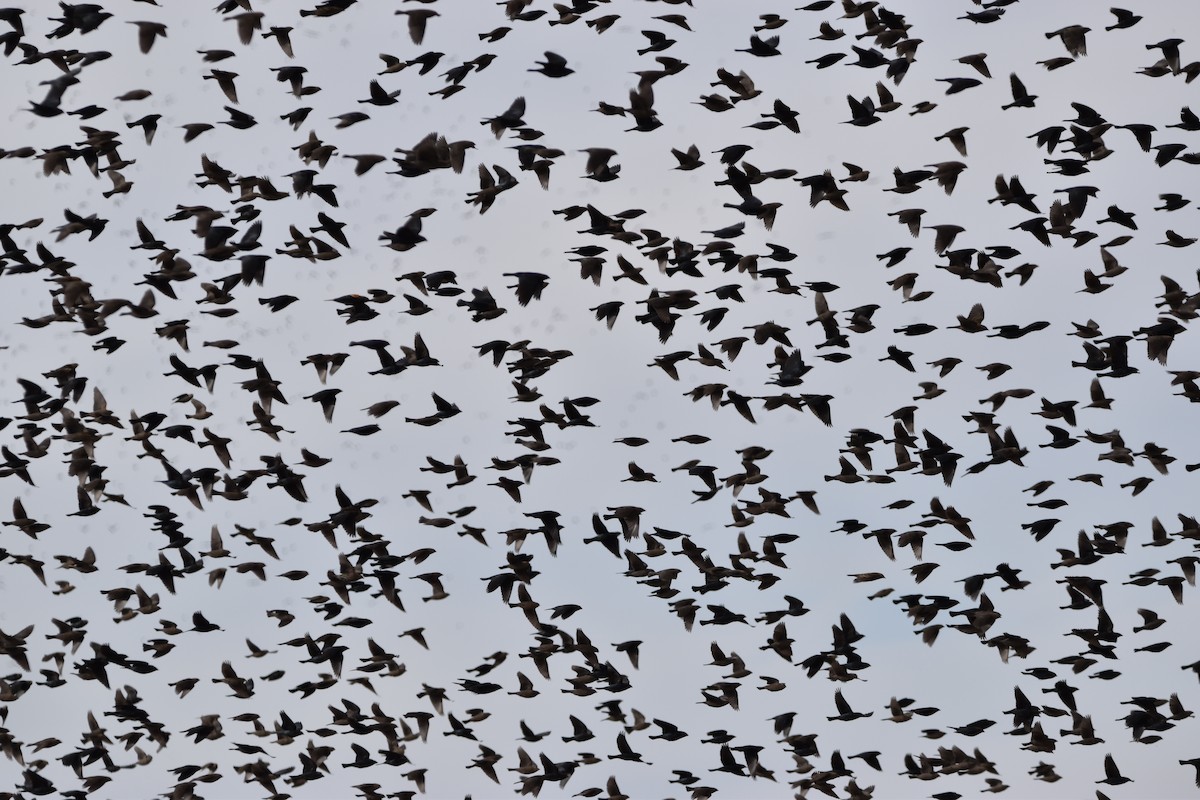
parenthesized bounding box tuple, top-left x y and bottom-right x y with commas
(1, 0, 1199, 798)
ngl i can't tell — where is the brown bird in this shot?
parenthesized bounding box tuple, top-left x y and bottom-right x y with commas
(129, 20, 167, 53)
(395, 8, 439, 44)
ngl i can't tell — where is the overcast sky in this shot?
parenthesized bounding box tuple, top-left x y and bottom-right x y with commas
(1, 0, 1199, 798)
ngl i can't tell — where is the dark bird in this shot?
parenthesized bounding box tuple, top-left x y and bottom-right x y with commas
(531, 51, 573, 77)
(359, 79, 401, 106)
(1046, 25, 1090, 57)
(483, 96, 526, 138)
(1107, 8, 1142, 30)
(395, 8, 438, 44)
(129, 20, 167, 53)
(1097, 754, 1133, 785)
(1002, 73, 1038, 109)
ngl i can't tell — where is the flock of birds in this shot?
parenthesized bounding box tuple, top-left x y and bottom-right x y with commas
(0, 0, 1200, 797)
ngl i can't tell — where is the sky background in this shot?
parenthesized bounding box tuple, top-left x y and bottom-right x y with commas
(1, 0, 1199, 797)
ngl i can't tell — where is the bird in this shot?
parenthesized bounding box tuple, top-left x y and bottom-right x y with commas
(530, 51, 573, 77)
(395, 8, 438, 44)
(359, 79, 401, 106)
(1003, 73, 1038, 109)
(129, 20, 167, 53)
(1097, 754, 1133, 785)
(482, 96, 526, 138)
